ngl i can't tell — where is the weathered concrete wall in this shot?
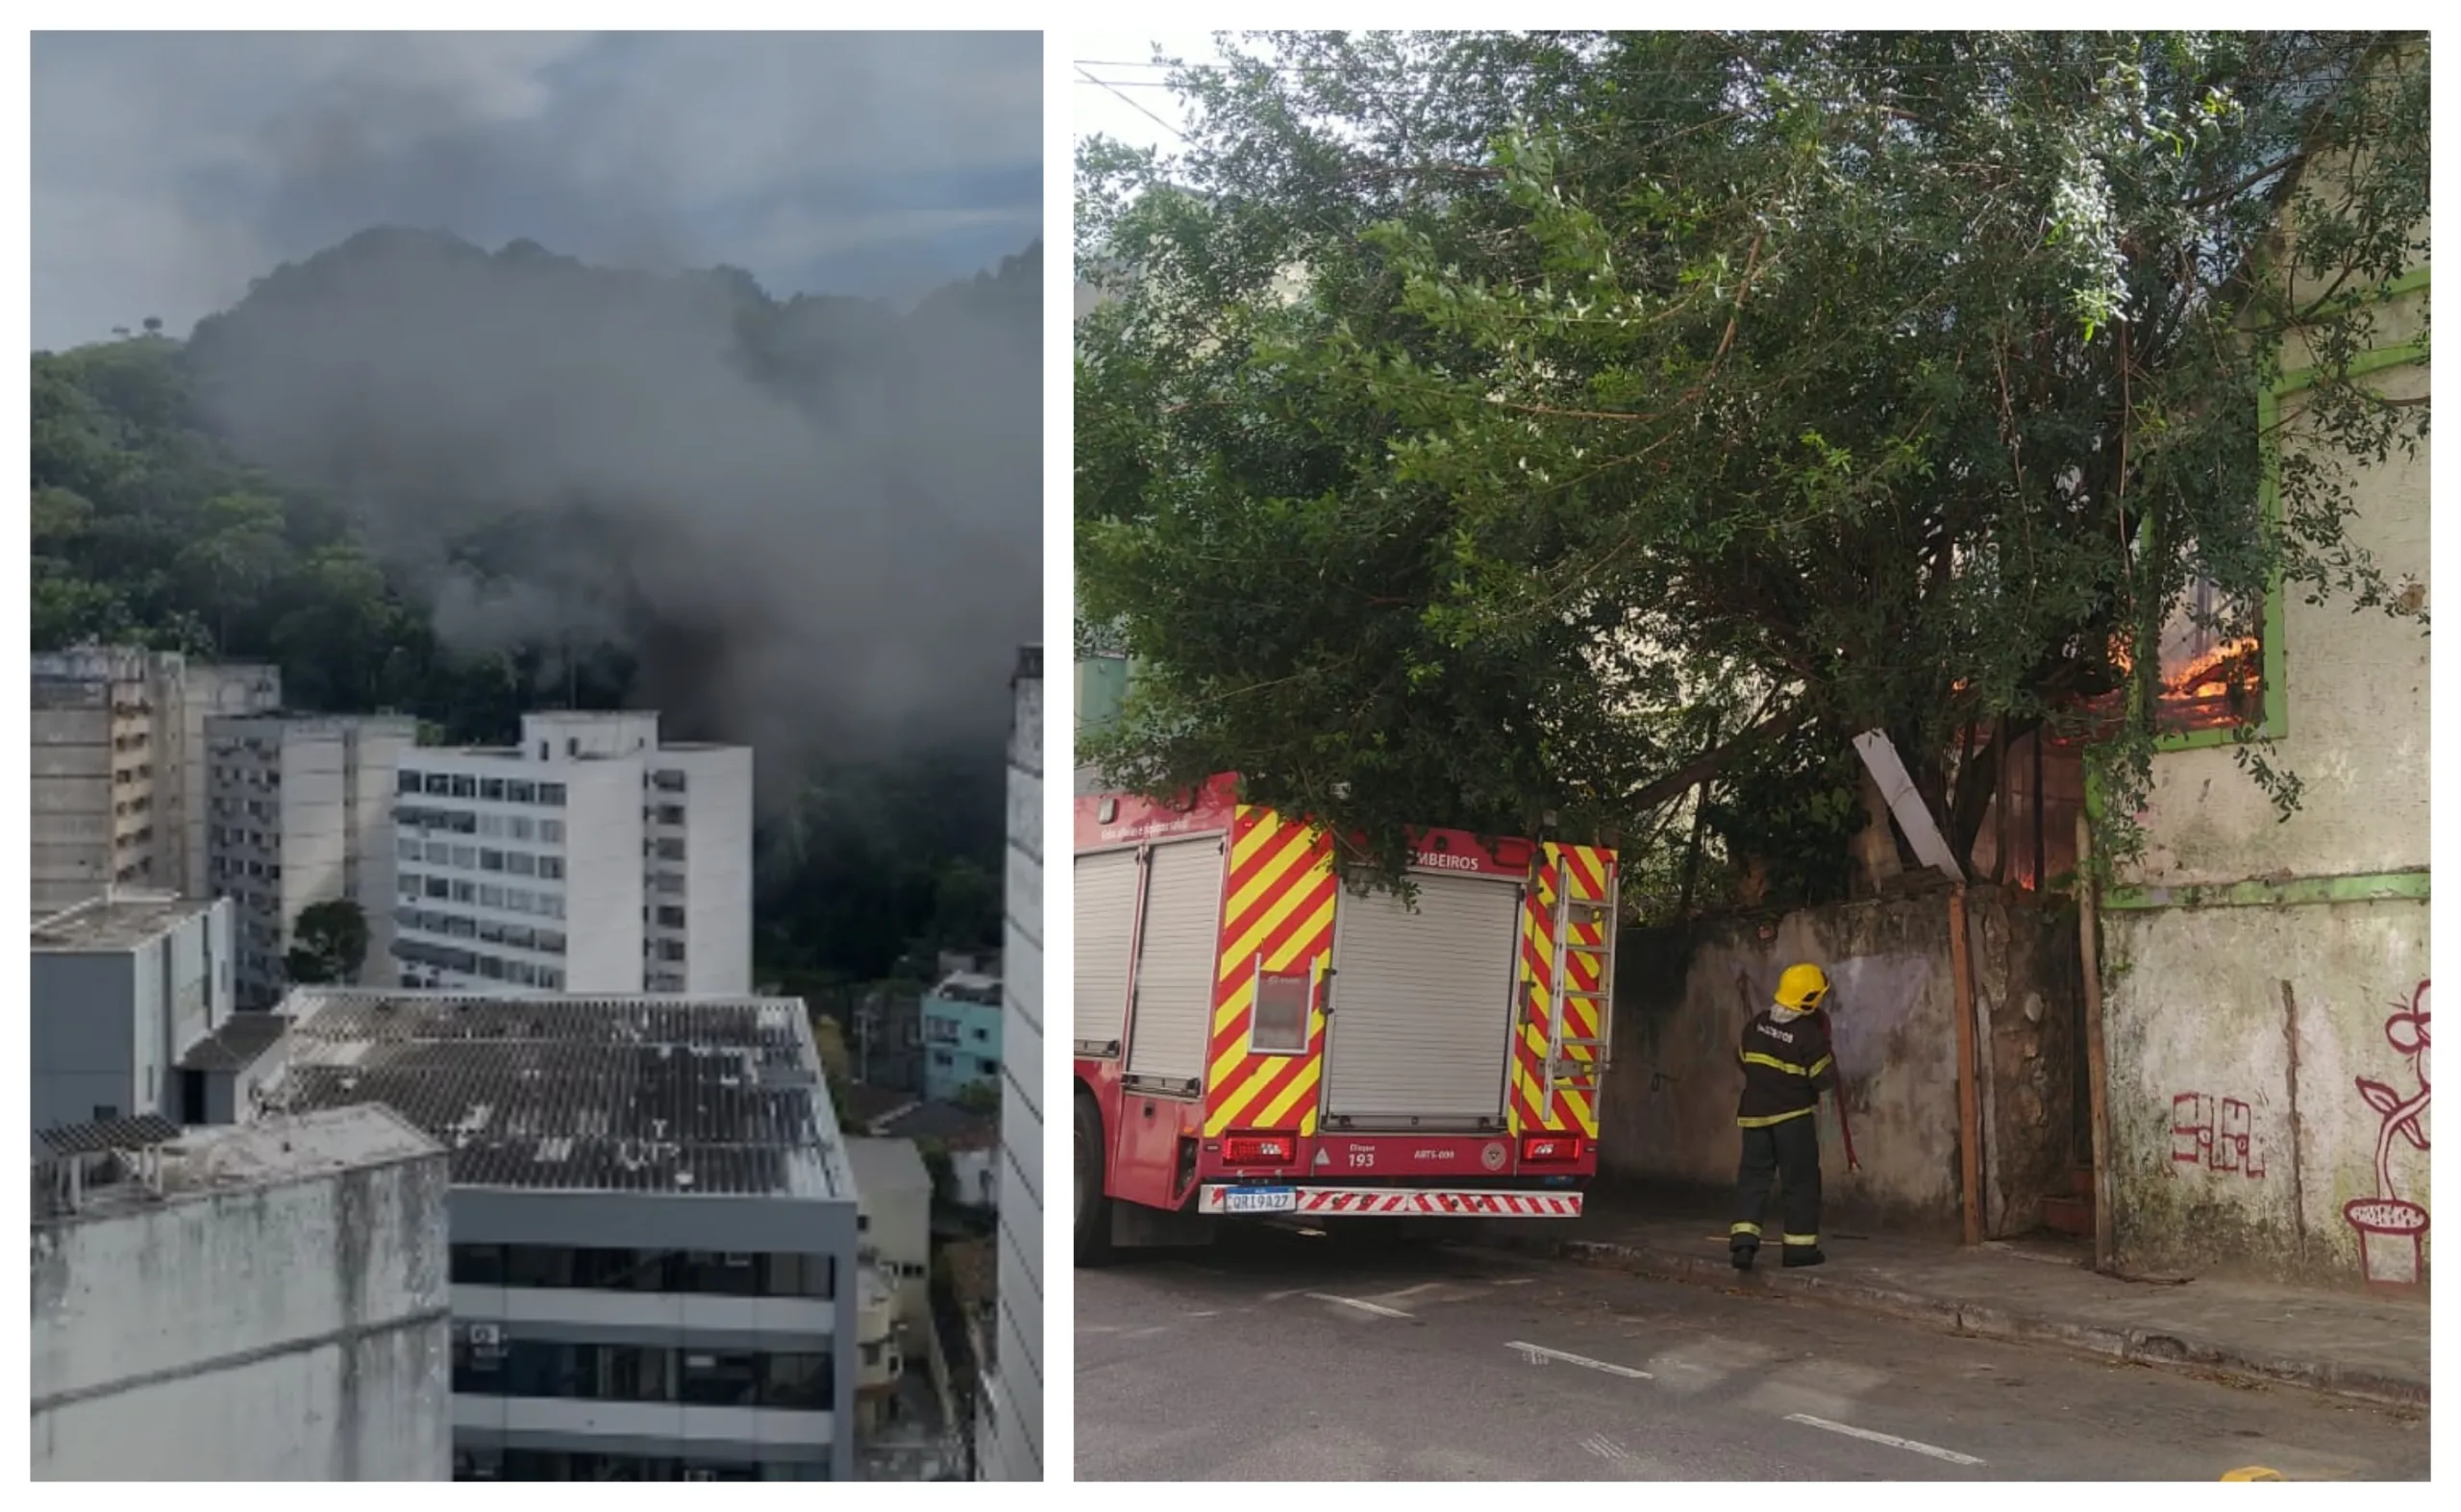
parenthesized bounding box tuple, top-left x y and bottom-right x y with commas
(2102, 901, 2429, 1287)
(1604, 888, 2080, 1239)
(32, 1131, 453, 1478)
(2101, 277, 2428, 1289)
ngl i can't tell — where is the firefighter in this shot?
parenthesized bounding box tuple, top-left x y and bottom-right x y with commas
(1729, 961, 1840, 1271)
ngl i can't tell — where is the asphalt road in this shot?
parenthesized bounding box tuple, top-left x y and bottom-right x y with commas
(1076, 1225, 2430, 1481)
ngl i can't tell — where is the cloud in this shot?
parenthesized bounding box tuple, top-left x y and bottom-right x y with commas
(31, 31, 1043, 348)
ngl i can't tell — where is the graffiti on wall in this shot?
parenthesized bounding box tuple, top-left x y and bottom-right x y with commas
(2345, 980, 2430, 1290)
(2169, 1093, 2266, 1177)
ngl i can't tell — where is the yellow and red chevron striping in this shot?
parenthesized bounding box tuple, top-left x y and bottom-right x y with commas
(1203, 806, 1337, 1137)
(1511, 842, 1614, 1137)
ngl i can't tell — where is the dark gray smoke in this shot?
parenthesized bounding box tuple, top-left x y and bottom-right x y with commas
(186, 228, 1040, 806)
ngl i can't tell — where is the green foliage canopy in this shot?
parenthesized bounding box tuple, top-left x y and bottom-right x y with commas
(1077, 31, 2429, 890)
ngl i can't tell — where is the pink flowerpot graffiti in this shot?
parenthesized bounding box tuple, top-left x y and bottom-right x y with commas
(2344, 980, 2429, 1290)
(2343, 1197, 2429, 1288)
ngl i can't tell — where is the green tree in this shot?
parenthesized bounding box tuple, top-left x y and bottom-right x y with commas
(285, 899, 370, 985)
(177, 491, 288, 651)
(1078, 31, 2429, 887)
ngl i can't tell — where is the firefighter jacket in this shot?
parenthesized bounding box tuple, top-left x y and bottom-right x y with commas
(1735, 1006, 1838, 1128)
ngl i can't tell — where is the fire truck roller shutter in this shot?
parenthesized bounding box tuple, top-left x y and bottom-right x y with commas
(1075, 848, 1141, 1053)
(1123, 836, 1225, 1088)
(1324, 870, 1523, 1122)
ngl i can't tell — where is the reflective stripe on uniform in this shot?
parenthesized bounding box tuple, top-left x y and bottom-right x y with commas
(1741, 1051, 1811, 1077)
(1807, 1054, 1832, 1078)
(1736, 1105, 1815, 1128)
(1782, 1233, 1820, 1247)
(1729, 1222, 1761, 1237)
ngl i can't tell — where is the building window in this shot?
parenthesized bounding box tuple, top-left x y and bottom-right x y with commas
(539, 783, 566, 807)
(424, 773, 452, 796)
(658, 939, 685, 963)
(656, 837, 686, 862)
(977, 1057, 999, 1077)
(482, 850, 505, 872)
(507, 781, 535, 805)
(652, 769, 687, 793)
(657, 905, 686, 929)
(541, 819, 564, 842)
(482, 779, 507, 802)
(399, 770, 422, 795)
(657, 804, 685, 827)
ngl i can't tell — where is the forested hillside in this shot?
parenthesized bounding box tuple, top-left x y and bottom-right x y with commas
(32, 229, 1041, 982)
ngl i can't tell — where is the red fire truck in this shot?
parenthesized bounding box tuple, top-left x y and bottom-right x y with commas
(1073, 774, 1619, 1261)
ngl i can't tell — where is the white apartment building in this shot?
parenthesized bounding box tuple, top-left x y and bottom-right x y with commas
(980, 646, 1042, 1482)
(29, 648, 279, 914)
(207, 713, 416, 1006)
(389, 712, 751, 996)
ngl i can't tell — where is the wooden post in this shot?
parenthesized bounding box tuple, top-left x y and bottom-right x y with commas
(1948, 884, 1984, 1246)
(2076, 812, 2116, 1273)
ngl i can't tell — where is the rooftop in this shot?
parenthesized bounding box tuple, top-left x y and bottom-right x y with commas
(35, 1106, 439, 1225)
(262, 990, 849, 1201)
(875, 1099, 999, 1151)
(845, 1136, 934, 1206)
(930, 972, 1002, 1004)
(32, 892, 219, 953)
(175, 1011, 293, 1073)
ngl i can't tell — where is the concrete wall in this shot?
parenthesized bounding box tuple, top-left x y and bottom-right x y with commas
(31, 1137, 452, 1478)
(1604, 888, 2081, 1239)
(32, 902, 232, 1133)
(846, 1137, 934, 1331)
(2101, 281, 2429, 1287)
(982, 650, 1042, 1481)
(2101, 904, 2428, 1285)
(29, 690, 118, 914)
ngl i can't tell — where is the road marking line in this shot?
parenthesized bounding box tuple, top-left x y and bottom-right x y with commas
(1186, 1309, 1222, 1318)
(1784, 1413, 1984, 1467)
(1582, 1433, 1630, 1461)
(1306, 1292, 1415, 1318)
(1507, 1341, 1653, 1378)
(1261, 1288, 1306, 1302)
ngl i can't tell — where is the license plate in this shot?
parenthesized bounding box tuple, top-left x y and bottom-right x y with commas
(1223, 1186, 1296, 1214)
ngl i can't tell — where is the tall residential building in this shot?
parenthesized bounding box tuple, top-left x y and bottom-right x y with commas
(34, 1106, 453, 1480)
(28, 647, 279, 914)
(980, 645, 1042, 1481)
(206, 712, 416, 1006)
(388, 711, 751, 996)
(259, 989, 860, 1482)
(31, 892, 235, 1133)
(176, 661, 287, 894)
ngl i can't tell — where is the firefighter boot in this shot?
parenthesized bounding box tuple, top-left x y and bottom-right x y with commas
(1730, 1238, 1757, 1272)
(1781, 1246, 1827, 1268)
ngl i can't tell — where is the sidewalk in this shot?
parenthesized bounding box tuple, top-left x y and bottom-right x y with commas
(1475, 1190, 2428, 1409)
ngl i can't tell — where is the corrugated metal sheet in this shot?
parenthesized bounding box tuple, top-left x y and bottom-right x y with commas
(1324, 872, 1523, 1123)
(1123, 837, 1224, 1089)
(1074, 849, 1140, 1052)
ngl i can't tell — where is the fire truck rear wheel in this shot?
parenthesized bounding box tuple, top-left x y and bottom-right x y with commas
(1074, 1091, 1115, 1267)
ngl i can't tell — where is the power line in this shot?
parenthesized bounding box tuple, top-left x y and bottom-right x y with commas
(1076, 63, 1188, 142)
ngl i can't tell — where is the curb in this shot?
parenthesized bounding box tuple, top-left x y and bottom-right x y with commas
(1479, 1230, 2428, 1411)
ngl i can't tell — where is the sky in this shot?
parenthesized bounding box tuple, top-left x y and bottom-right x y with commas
(30, 31, 1043, 351)
(1071, 31, 1224, 154)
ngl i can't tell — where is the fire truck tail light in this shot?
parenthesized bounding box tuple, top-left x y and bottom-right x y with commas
(1223, 1134, 1296, 1165)
(1520, 1136, 1581, 1163)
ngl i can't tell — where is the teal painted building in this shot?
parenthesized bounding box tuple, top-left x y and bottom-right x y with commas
(921, 971, 1004, 1103)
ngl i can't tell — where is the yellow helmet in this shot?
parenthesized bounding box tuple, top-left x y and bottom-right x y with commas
(1775, 963, 1831, 1011)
